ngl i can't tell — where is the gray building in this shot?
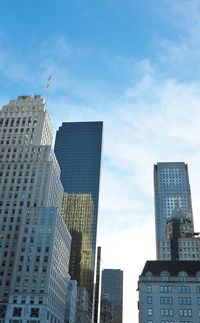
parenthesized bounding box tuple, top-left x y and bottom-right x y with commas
(154, 162, 193, 258)
(76, 287, 92, 323)
(0, 95, 71, 322)
(100, 269, 123, 323)
(65, 280, 77, 323)
(138, 261, 200, 323)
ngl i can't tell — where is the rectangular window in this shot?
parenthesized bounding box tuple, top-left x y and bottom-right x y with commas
(178, 286, 191, 293)
(147, 308, 153, 316)
(179, 309, 192, 317)
(147, 296, 152, 304)
(160, 285, 172, 293)
(179, 297, 191, 305)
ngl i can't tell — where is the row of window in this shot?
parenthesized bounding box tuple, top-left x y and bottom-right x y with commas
(147, 296, 200, 305)
(147, 285, 200, 293)
(147, 308, 197, 317)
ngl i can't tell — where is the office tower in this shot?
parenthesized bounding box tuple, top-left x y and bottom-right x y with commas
(94, 246, 101, 323)
(138, 260, 200, 323)
(154, 162, 193, 257)
(100, 269, 123, 323)
(0, 95, 71, 322)
(54, 122, 103, 297)
(61, 193, 94, 296)
(158, 202, 200, 261)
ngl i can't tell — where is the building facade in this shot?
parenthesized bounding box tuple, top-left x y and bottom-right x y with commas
(154, 162, 193, 257)
(0, 95, 71, 322)
(61, 193, 94, 297)
(75, 287, 92, 323)
(100, 269, 123, 323)
(65, 280, 77, 323)
(100, 294, 112, 323)
(54, 121, 103, 302)
(138, 260, 200, 323)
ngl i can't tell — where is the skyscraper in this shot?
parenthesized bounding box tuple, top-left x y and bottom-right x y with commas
(154, 162, 193, 257)
(0, 95, 71, 322)
(54, 122, 103, 299)
(100, 269, 123, 323)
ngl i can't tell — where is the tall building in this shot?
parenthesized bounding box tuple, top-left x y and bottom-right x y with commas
(54, 122, 103, 300)
(154, 162, 193, 257)
(0, 95, 71, 322)
(100, 269, 123, 323)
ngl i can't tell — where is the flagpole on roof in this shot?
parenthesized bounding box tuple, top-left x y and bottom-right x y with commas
(45, 75, 52, 106)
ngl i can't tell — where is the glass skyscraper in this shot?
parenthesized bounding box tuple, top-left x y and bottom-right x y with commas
(154, 162, 193, 257)
(54, 121, 103, 300)
(100, 269, 123, 323)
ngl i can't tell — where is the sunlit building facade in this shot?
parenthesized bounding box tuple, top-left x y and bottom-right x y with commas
(0, 95, 71, 322)
(62, 193, 94, 297)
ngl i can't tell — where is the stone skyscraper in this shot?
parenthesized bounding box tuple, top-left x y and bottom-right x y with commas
(0, 95, 71, 322)
(54, 121, 103, 302)
(154, 162, 193, 257)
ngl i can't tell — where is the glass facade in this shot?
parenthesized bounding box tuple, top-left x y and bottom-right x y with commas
(154, 162, 193, 257)
(54, 121, 103, 299)
(62, 193, 94, 296)
(100, 269, 123, 323)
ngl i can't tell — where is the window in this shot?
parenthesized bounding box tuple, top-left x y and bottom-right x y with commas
(30, 308, 39, 317)
(147, 308, 153, 316)
(160, 297, 173, 304)
(147, 296, 152, 304)
(160, 308, 173, 316)
(145, 286, 151, 295)
(13, 307, 22, 317)
(178, 286, 190, 293)
(179, 309, 192, 317)
(179, 297, 191, 305)
(160, 285, 172, 293)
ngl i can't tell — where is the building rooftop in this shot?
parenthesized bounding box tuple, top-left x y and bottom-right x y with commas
(141, 260, 200, 276)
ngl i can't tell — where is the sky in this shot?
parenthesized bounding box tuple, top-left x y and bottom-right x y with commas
(1, 0, 200, 322)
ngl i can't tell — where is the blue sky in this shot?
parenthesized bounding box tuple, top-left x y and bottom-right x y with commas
(1, 1, 200, 322)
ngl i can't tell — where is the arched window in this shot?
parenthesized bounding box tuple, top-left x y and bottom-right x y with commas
(160, 271, 170, 281)
(178, 271, 188, 281)
(146, 271, 153, 281)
